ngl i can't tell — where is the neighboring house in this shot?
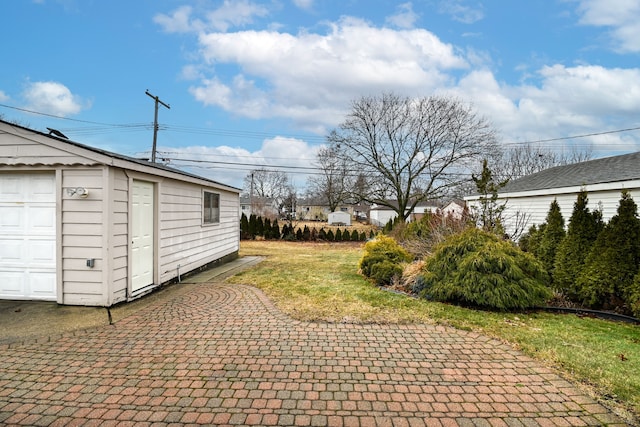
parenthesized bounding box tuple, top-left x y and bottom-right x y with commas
(440, 199, 466, 219)
(295, 199, 370, 222)
(465, 151, 640, 237)
(239, 195, 279, 219)
(296, 197, 330, 221)
(0, 120, 240, 306)
(370, 200, 454, 226)
(328, 211, 351, 226)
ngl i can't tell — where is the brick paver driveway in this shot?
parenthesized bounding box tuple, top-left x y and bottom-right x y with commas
(0, 283, 630, 426)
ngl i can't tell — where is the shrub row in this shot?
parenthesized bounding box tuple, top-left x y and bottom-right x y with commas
(521, 190, 640, 317)
(240, 214, 374, 242)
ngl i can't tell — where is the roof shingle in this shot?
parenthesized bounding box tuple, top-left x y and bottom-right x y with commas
(502, 151, 640, 193)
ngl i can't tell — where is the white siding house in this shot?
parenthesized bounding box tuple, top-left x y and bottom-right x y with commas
(369, 201, 449, 226)
(0, 120, 240, 306)
(465, 152, 640, 237)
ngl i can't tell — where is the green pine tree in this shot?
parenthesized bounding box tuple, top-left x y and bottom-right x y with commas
(553, 190, 603, 298)
(471, 159, 509, 235)
(248, 214, 257, 239)
(240, 213, 250, 240)
(255, 216, 264, 238)
(537, 200, 565, 279)
(264, 218, 272, 239)
(577, 190, 640, 309)
(271, 219, 281, 239)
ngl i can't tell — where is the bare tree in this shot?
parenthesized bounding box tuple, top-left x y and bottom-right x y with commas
(328, 93, 498, 222)
(243, 169, 291, 217)
(493, 143, 593, 180)
(306, 146, 352, 212)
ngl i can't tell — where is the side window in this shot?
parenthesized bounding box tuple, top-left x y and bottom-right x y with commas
(203, 191, 220, 224)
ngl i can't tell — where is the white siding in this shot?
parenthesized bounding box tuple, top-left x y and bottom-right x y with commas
(60, 168, 107, 305)
(0, 135, 95, 166)
(158, 179, 239, 283)
(370, 209, 398, 227)
(111, 169, 129, 304)
(467, 183, 640, 238)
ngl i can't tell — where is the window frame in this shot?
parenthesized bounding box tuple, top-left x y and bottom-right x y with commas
(203, 190, 220, 225)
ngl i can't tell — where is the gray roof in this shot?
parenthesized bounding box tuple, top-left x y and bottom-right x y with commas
(501, 151, 640, 193)
(1, 119, 241, 192)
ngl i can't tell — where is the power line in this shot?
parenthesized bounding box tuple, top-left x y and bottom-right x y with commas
(505, 126, 640, 145)
(2, 101, 639, 149)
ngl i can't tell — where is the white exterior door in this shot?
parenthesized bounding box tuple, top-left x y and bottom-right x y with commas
(131, 180, 154, 293)
(0, 173, 57, 300)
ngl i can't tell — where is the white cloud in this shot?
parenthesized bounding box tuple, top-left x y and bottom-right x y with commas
(386, 2, 419, 29)
(22, 81, 86, 117)
(153, 5, 200, 33)
(446, 65, 640, 154)
(154, 1, 269, 34)
(292, 0, 314, 11)
(439, 0, 484, 24)
(161, 5, 640, 158)
(576, 0, 640, 53)
(189, 17, 467, 130)
(0, 90, 8, 102)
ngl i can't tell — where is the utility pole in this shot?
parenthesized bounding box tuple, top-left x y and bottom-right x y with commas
(145, 90, 170, 163)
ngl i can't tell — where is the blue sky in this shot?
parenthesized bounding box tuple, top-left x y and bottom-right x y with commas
(2, 0, 640, 190)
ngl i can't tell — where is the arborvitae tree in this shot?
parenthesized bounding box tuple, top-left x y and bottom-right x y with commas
(383, 218, 394, 233)
(553, 191, 603, 298)
(263, 218, 272, 239)
(335, 228, 343, 241)
(281, 223, 291, 239)
(578, 190, 640, 310)
(369, 230, 376, 239)
(318, 228, 327, 240)
(248, 214, 258, 239)
(310, 227, 318, 241)
(295, 228, 303, 240)
(255, 216, 264, 238)
(360, 231, 367, 241)
(351, 229, 360, 241)
(302, 225, 311, 241)
(537, 200, 565, 278)
(520, 224, 545, 255)
(271, 219, 281, 239)
(629, 272, 640, 317)
(326, 230, 335, 241)
(240, 213, 250, 240)
(471, 158, 509, 235)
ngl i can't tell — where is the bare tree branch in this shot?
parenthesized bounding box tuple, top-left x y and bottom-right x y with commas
(329, 93, 498, 221)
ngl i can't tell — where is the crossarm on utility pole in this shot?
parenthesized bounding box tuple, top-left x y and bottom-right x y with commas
(145, 90, 170, 163)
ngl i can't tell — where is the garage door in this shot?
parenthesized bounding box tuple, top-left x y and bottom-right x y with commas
(0, 173, 57, 300)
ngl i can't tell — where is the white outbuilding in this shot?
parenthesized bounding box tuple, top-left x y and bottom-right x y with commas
(328, 211, 351, 226)
(0, 120, 240, 306)
(465, 151, 640, 237)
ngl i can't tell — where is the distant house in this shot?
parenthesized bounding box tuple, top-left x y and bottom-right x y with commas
(0, 120, 240, 306)
(465, 151, 640, 237)
(369, 200, 453, 226)
(296, 198, 370, 222)
(296, 197, 331, 221)
(239, 195, 279, 219)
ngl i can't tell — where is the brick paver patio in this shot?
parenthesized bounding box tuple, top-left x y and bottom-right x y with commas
(0, 283, 631, 426)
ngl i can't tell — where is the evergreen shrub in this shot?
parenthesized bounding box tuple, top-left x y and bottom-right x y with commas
(577, 191, 640, 311)
(416, 228, 552, 310)
(359, 235, 412, 285)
